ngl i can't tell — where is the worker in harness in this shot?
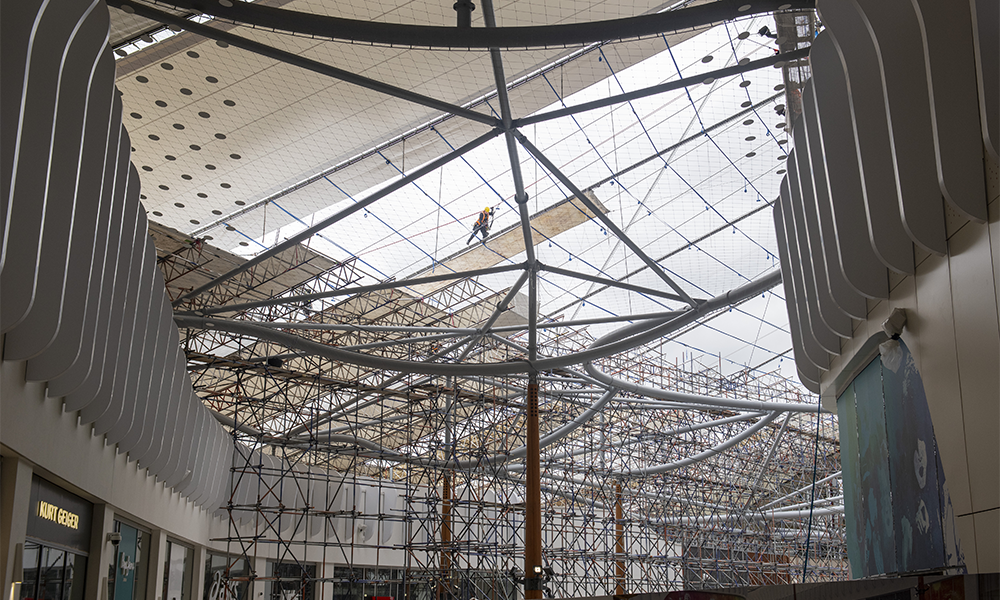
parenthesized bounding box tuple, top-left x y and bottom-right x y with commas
(467, 205, 496, 244)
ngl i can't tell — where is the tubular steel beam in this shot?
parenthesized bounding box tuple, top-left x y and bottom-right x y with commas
(516, 47, 810, 127)
(241, 307, 684, 334)
(338, 331, 467, 351)
(515, 131, 697, 307)
(109, 1, 500, 128)
(453, 268, 530, 362)
(609, 411, 782, 477)
(540, 263, 691, 303)
(527, 258, 539, 364)
(480, 0, 537, 270)
(171, 128, 502, 306)
(173, 270, 782, 376)
(746, 411, 792, 497)
(174, 262, 526, 316)
(759, 471, 843, 510)
(149, 0, 815, 49)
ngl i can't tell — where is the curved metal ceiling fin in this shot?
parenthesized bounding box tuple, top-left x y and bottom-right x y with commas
(911, 0, 988, 223)
(970, 0, 999, 162)
(851, 0, 947, 255)
(789, 121, 855, 337)
(774, 189, 831, 371)
(799, 80, 867, 320)
(783, 150, 846, 353)
(808, 31, 890, 298)
(809, 17, 915, 275)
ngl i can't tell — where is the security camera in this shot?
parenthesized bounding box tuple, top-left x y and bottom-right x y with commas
(107, 533, 122, 544)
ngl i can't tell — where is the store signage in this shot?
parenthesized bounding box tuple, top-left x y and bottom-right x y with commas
(26, 476, 93, 553)
(37, 500, 81, 529)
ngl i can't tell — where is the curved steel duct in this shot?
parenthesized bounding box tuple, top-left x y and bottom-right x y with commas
(125, 0, 815, 49)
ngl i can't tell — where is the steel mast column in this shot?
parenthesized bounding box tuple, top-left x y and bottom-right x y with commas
(524, 376, 542, 599)
(524, 257, 542, 597)
(615, 480, 625, 595)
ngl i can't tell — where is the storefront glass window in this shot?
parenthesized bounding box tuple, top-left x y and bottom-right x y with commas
(204, 553, 250, 600)
(39, 547, 65, 600)
(329, 567, 421, 600)
(163, 541, 193, 600)
(20, 542, 41, 600)
(19, 542, 87, 600)
(267, 561, 315, 600)
(65, 553, 87, 600)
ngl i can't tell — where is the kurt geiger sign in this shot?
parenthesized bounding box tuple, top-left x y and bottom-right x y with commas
(37, 500, 80, 529)
(27, 476, 92, 552)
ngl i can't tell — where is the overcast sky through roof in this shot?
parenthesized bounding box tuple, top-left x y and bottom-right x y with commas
(213, 18, 801, 384)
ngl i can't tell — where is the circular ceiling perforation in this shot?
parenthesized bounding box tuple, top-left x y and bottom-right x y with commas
(115, 6, 796, 285)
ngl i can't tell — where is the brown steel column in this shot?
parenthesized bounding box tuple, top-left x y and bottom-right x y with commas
(439, 473, 451, 600)
(524, 377, 542, 599)
(615, 480, 626, 596)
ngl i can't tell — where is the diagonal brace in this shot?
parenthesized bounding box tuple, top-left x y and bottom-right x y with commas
(173, 128, 502, 306)
(516, 48, 809, 127)
(514, 131, 697, 307)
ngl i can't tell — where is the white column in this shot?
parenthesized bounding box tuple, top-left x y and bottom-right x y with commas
(251, 556, 267, 600)
(1, 456, 33, 593)
(86, 504, 116, 600)
(191, 545, 206, 600)
(146, 529, 168, 600)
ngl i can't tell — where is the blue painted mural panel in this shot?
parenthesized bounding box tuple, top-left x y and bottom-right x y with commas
(880, 340, 945, 571)
(837, 382, 864, 577)
(853, 359, 896, 575)
(836, 341, 964, 578)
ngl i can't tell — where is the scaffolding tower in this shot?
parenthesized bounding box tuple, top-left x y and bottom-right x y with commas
(158, 226, 846, 599)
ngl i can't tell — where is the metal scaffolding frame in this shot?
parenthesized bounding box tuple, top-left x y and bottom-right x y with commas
(154, 224, 845, 597)
(135, 2, 845, 597)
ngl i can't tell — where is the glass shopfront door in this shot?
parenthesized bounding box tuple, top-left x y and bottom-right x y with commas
(108, 521, 150, 600)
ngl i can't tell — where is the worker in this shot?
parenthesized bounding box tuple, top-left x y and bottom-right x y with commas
(467, 206, 495, 244)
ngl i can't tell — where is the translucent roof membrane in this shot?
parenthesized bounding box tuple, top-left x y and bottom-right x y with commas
(219, 17, 798, 381)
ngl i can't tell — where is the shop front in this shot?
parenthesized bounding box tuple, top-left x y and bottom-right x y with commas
(204, 552, 250, 600)
(108, 520, 151, 600)
(19, 476, 93, 600)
